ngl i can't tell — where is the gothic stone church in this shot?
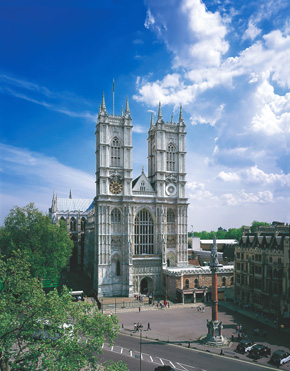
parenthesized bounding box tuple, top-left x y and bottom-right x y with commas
(51, 94, 189, 298)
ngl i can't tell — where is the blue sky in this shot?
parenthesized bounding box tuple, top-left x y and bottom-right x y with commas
(1, 0, 290, 231)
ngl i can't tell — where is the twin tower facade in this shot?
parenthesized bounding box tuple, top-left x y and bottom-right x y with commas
(84, 94, 189, 297)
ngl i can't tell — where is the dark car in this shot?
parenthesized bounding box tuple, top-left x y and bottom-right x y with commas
(248, 344, 271, 359)
(154, 366, 175, 371)
(236, 340, 256, 353)
(270, 350, 290, 365)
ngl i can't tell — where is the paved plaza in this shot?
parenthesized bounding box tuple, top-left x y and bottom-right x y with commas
(114, 300, 290, 369)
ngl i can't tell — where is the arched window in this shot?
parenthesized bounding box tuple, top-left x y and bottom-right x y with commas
(116, 260, 121, 276)
(111, 208, 121, 234)
(166, 144, 176, 171)
(134, 209, 154, 255)
(140, 181, 145, 191)
(167, 209, 175, 234)
(185, 279, 189, 289)
(81, 217, 86, 232)
(194, 278, 199, 288)
(70, 217, 76, 232)
(222, 277, 226, 286)
(111, 137, 121, 167)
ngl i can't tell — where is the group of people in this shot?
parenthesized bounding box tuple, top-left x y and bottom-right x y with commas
(155, 300, 169, 309)
(197, 305, 205, 312)
(134, 322, 151, 332)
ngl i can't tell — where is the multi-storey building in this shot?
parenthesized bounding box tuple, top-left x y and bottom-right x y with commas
(84, 95, 188, 297)
(235, 224, 290, 319)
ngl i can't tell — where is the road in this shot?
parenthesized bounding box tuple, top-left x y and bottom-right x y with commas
(101, 333, 278, 371)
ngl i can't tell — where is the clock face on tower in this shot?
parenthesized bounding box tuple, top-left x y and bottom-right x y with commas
(110, 181, 122, 194)
(166, 183, 177, 196)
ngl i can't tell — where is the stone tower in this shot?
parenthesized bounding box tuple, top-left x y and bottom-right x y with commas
(93, 96, 188, 297)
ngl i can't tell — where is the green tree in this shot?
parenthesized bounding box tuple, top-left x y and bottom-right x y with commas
(0, 252, 127, 371)
(0, 203, 73, 279)
(250, 220, 270, 233)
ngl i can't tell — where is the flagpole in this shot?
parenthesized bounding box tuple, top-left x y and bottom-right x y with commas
(113, 78, 115, 116)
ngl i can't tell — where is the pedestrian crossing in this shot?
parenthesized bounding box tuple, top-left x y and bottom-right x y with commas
(102, 342, 206, 371)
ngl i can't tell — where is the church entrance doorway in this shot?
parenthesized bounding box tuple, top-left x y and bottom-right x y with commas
(140, 277, 153, 295)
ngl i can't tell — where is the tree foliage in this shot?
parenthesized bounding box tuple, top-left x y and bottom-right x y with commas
(0, 203, 73, 279)
(0, 252, 127, 371)
(191, 221, 270, 240)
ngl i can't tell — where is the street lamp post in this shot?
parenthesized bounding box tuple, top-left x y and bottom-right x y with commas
(139, 328, 142, 371)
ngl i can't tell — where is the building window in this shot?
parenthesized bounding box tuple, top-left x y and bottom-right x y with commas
(116, 260, 121, 276)
(111, 137, 121, 167)
(134, 209, 154, 255)
(185, 279, 189, 289)
(81, 217, 86, 232)
(194, 278, 199, 288)
(231, 276, 234, 285)
(167, 209, 175, 234)
(111, 208, 121, 234)
(222, 277, 226, 286)
(140, 181, 145, 191)
(166, 144, 176, 171)
(70, 217, 76, 232)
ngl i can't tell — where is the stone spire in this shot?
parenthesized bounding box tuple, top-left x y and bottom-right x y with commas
(69, 189, 72, 199)
(125, 97, 130, 115)
(101, 92, 106, 113)
(98, 104, 102, 115)
(157, 102, 164, 124)
(170, 113, 174, 125)
(178, 105, 184, 125)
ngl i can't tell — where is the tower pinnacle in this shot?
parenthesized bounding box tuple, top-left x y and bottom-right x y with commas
(157, 102, 164, 124)
(178, 105, 184, 125)
(101, 92, 107, 113)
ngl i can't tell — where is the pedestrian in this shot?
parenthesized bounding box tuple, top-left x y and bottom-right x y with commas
(168, 302, 170, 308)
(147, 322, 151, 331)
(134, 323, 137, 332)
(164, 300, 167, 307)
(231, 334, 234, 342)
(139, 306, 141, 312)
(157, 302, 159, 308)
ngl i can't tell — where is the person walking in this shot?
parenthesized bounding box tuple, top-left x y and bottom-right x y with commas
(139, 306, 141, 312)
(147, 322, 151, 331)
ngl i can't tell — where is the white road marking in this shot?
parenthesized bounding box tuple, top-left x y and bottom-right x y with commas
(103, 343, 205, 371)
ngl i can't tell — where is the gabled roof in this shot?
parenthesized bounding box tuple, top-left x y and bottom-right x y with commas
(132, 171, 155, 193)
(57, 198, 93, 212)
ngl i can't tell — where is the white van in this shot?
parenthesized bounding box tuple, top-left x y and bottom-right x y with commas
(69, 290, 84, 301)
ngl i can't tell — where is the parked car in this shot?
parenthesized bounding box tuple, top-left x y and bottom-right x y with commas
(154, 366, 175, 371)
(248, 344, 271, 359)
(236, 340, 256, 353)
(270, 350, 290, 365)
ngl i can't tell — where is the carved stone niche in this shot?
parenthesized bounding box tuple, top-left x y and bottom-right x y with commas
(165, 174, 177, 184)
(109, 170, 122, 182)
